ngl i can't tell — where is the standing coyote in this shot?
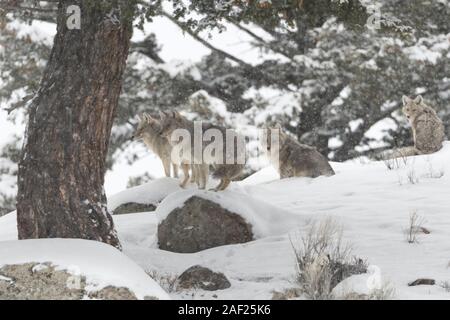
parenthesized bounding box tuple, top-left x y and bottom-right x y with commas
(265, 126, 335, 179)
(158, 111, 245, 191)
(131, 113, 179, 178)
(387, 95, 445, 158)
(132, 113, 198, 188)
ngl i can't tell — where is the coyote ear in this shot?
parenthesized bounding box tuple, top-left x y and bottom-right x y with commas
(402, 95, 411, 106)
(414, 95, 423, 104)
(165, 111, 178, 119)
(174, 111, 182, 120)
(144, 112, 157, 123)
(159, 111, 167, 120)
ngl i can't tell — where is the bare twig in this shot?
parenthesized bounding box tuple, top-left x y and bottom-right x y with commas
(404, 211, 426, 244)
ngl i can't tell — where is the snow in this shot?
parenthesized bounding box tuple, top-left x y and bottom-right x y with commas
(246, 88, 301, 126)
(404, 34, 450, 65)
(405, 45, 442, 65)
(0, 211, 17, 241)
(0, 238, 170, 300)
(6, 20, 56, 46)
(104, 144, 166, 196)
(188, 90, 230, 121)
(2, 143, 450, 299)
(108, 177, 182, 212)
(103, 141, 450, 299)
(0, 158, 17, 197)
(332, 271, 387, 298)
(331, 86, 352, 107)
(159, 59, 202, 80)
(0, 110, 24, 149)
(363, 117, 398, 140)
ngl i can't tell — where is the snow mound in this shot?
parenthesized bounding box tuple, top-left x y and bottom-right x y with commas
(332, 266, 391, 299)
(0, 239, 170, 300)
(0, 211, 18, 242)
(239, 166, 279, 186)
(108, 177, 182, 212)
(155, 187, 303, 239)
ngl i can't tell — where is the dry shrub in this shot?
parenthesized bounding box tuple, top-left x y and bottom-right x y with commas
(146, 269, 179, 293)
(404, 211, 426, 244)
(290, 218, 367, 300)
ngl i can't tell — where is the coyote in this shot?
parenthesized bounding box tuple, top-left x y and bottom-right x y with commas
(139, 111, 207, 189)
(387, 95, 445, 159)
(265, 126, 335, 179)
(158, 111, 245, 191)
(131, 113, 178, 178)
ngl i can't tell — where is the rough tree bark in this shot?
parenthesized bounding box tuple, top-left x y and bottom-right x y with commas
(17, 0, 135, 249)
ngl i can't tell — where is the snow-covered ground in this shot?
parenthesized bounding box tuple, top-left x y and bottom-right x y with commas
(1, 143, 450, 299)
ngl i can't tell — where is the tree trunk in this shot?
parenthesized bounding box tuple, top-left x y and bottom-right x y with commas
(17, 0, 135, 249)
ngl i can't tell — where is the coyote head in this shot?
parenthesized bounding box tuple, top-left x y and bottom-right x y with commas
(402, 95, 424, 121)
(158, 111, 185, 138)
(131, 113, 161, 141)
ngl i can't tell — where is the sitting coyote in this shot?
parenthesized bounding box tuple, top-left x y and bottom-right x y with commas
(132, 113, 195, 187)
(157, 111, 245, 191)
(387, 95, 445, 158)
(265, 126, 335, 179)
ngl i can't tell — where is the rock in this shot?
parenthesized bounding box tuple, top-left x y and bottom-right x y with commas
(158, 196, 254, 253)
(113, 202, 156, 215)
(271, 288, 301, 300)
(419, 227, 431, 234)
(177, 265, 231, 291)
(408, 278, 436, 286)
(89, 286, 138, 300)
(0, 262, 139, 300)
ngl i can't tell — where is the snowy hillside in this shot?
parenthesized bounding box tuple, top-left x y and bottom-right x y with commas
(1, 143, 450, 299)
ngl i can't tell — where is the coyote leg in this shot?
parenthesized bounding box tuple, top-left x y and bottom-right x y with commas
(198, 165, 209, 189)
(191, 165, 197, 183)
(219, 179, 231, 191)
(162, 159, 171, 177)
(214, 179, 225, 191)
(172, 163, 179, 178)
(179, 163, 190, 188)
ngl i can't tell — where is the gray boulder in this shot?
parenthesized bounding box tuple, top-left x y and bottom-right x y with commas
(408, 278, 435, 286)
(177, 265, 231, 291)
(113, 202, 157, 215)
(158, 196, 253, 253)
